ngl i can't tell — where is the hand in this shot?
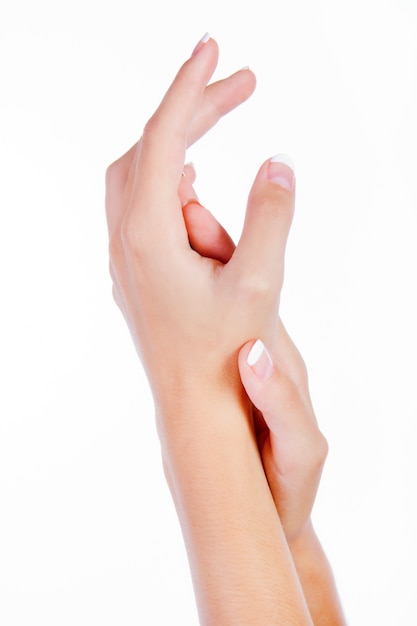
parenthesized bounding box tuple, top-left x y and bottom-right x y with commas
(180, 165, 327, 543)
(238, 330, 328, 543)
(106, 39, 317, 624)
(182, 167, 342, 624)
(106, 36, 340, 623)
(105, 36, 295, 422)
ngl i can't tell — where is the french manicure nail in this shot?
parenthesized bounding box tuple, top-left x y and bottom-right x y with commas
(247, 339, 274, 381)
(192, 32, 210, 57)
(268, 154, 295, 191)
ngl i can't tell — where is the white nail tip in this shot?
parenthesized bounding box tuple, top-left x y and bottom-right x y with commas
(200, 32, 210, 43)
(270, 153, 295, 172)
(247, 339, 265, 366)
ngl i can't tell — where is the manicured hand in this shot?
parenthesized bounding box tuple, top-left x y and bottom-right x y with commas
(181, 167, 327, 542)
(106, 36, 295, 421)
(238, 331, 328, 542)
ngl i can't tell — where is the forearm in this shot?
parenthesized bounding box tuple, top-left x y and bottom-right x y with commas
(289, 521, 346, 625)
(159, 392, 313, 626)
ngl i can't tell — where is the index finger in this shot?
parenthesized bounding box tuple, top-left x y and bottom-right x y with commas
(128, 35, 219, 224)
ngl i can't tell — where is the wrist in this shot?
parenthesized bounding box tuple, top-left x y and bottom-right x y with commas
(149, 346, 243, 416)
(158, 396, 313, 626)
(288, 520, 325, 567)
(154, 359, 250, 444)
(157, 386, 254, 468)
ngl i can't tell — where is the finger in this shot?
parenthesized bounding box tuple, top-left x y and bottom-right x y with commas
(183, 202, 236, 263)
(178, 166, 199, 206)
(106, 67, 255, 239)
(238, 340, 321, 456)
(129, 36, 219, 222)
(107, 150, 198, 241)
(178, 166, 235, 262)
(187, 68, 256, 146)
(183, 162, 196, 184)
(274, 320, 312, 409)
(239, 339, 328, 541)
(109, 68, 255, 193)
(105, 143, 138, 237)
(229, 154, 296, 292)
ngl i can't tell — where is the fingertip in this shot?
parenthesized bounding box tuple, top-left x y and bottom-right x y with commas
(235, 66, 257, 95)
(268, 154, 295, 192)
(270, 153, 295, 171)
(183, 162, 196, 183)
(239, 339, 274, 381)
(246, 339, 274, 381)
(238, 340, 254, 369)
(191, 32, 211, 57)
(191, 32, 210, 57)
(249, 154, 296, 198)
(190, 33, 219, 64)
(231, 155, 295, 286)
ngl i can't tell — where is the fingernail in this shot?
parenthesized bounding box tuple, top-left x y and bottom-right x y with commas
(184, 162, 196, 178)
(268, 154, 295, 191)
(247, 339, 274, 381)
(192, 32, 210, 57)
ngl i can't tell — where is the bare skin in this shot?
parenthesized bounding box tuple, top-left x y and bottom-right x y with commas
(106, 34, 345, 625)
(180, 165, 346, 624)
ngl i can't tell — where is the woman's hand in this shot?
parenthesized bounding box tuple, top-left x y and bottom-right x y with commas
(106, 36, 295, 422)
(105, 35, 343, 623)
(182, 166, 345, 625)
(238, 330, 328, 543)
(106, 37, 316, 624)
(180, 163, 326, 543)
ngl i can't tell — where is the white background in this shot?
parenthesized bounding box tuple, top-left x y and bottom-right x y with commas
(1, 0, 416, 624)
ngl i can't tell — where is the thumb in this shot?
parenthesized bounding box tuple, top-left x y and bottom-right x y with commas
(238, 339, 276, 417)
(230, 154, 295, 291)
(238, 338, 304, 439)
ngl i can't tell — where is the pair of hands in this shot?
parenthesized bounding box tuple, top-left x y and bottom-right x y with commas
(105, 35, 327, 544)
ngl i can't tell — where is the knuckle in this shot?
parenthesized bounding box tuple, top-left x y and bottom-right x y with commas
(108, 229, 124, 263)
(289, 429, 328, 478)
(294, 352, 309, 388)
(108, 253, 119, 283)
(111, 284, 121, 307)
(120, 216, 138, 251)
(300, 429, 328, 475)
(312, 430, 329, 467)
(236, 271, 280, 304)
(143, 111, 183, 150)
(142, 112, 162, 142)
(119, 214, 149, 260)
(275, 372, 300, 410)
(143, 112, 157, 132)
(253, 186, 294, 222)
(105, 158, 124, 190)
(272, 373, 329, 468)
